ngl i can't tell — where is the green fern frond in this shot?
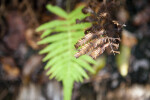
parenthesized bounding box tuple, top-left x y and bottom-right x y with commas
(37, 4, 96, 100)
(46, 5, 68, 18)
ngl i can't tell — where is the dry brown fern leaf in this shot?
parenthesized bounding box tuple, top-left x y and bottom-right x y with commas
(75, 0, 125, 59)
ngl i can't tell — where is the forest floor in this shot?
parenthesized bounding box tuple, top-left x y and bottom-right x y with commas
(0, 0, 150, 100)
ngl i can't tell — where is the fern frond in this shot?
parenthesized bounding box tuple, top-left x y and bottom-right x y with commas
(46, 4, 68, 19)
(41, 30, 52, 38)
(37, 4, 96, 100)
(39, 32, 68, 44)
(36, 20, 67, 31)
(44, 52, 69, 69)
(68, 6, 84, 18)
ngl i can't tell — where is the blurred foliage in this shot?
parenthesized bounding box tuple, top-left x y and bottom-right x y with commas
(93, 56, 106, 74)
(1, 0, 150, 100)
(116, 45, 130, 76)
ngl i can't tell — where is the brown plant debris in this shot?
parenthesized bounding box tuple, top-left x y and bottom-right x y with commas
(75, 0, 125, 59)
(133, 6, 150, 26)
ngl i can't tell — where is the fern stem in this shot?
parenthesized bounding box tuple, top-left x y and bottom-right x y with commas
(63, 21, 73, 100)
(63, 78, 74, 100)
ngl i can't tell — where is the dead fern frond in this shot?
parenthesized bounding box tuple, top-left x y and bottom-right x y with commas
(75, 0, 125, 59)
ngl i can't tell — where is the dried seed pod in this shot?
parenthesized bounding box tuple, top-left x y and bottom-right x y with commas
(75, 0, 124, 59)
(75, 33, 94, 48)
